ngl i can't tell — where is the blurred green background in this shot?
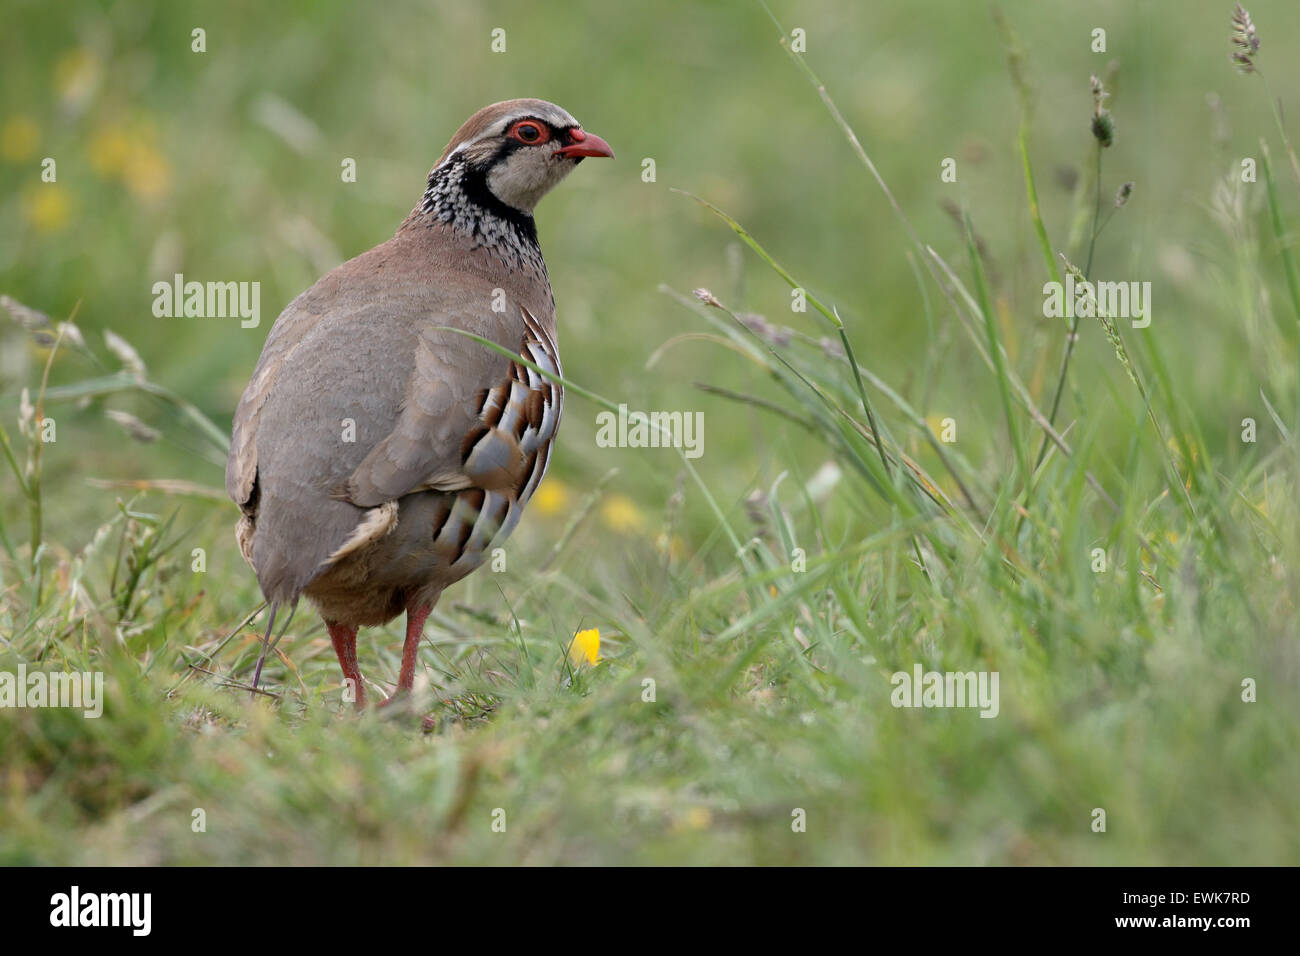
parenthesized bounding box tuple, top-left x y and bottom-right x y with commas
(6, 0, 1299, 532)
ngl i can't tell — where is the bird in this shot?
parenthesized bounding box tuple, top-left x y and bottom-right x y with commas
(225, 99, 613, 709)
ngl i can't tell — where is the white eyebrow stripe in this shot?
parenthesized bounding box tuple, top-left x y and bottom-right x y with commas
(496, 110, 579, 136)
(446, 110, 581, 159)
(497, 116, 538, 135)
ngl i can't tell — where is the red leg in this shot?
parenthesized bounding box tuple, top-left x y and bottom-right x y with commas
(397, 602, 432, 693)
(328, 622, 365, 710)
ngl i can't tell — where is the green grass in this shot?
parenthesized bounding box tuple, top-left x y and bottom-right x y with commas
(2, 0, 1299, 864)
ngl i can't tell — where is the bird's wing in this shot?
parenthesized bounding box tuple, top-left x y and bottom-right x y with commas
(226, 235, 559, 515)
(226, 289, 311, 513)
(223, 231, 560, 600)
(224, 232, 487, 511)
(340, 304, 562, 507)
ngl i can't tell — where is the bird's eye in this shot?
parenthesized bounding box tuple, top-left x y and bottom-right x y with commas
(510, 121, 547, 145)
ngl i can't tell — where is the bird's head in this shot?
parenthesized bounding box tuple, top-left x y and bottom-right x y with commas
(436, 98, 614, 213)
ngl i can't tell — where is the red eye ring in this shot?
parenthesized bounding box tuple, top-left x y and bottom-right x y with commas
(509, 121, 549, 145)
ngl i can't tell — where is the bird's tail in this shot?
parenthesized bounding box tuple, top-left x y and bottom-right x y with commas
(250, 597, 298, 697)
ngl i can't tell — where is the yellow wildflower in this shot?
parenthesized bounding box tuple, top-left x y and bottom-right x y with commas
(23, 186, 70, 233)
(54, 48, 100, 109)
(90, 123, 171, 200)
(671, 806, 713, 833)
(89, 126, 133, 178)
(123, 141, 171, 200)
(654, 531, 687, 561)
(568, 628, 601, 667)
(925, 413, 955, 442)
(600, 493, 645, 534)
(533, 479, 570, 516)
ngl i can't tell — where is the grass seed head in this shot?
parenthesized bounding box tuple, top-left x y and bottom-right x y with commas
(1090, 74, 1114, 147)
(1091, 112, 1115, 148)
(1231, 4, 1260, 73)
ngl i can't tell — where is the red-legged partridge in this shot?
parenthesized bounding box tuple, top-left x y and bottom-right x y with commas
(225, 99, 613, 707)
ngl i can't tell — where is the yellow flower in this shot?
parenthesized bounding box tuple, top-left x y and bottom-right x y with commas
(925, 413, 954, 442)
(0, 116, 39, 162)
(533, 479, 570, 516)
(55, 48, 100, 108)
(89, 126, 133, 178)
(671, 806, 713, 833)
(89, 123, 171, 200)
(684, 806, 712, 830)
(123, 142, 171, 200)
(568, 628, 601, 667)
(600, 493, 645, 534)
(654, 531, 687, 561)
(23, 186, 70, 233)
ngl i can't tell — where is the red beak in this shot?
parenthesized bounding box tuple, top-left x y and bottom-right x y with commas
(556, 128, 615, 160)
